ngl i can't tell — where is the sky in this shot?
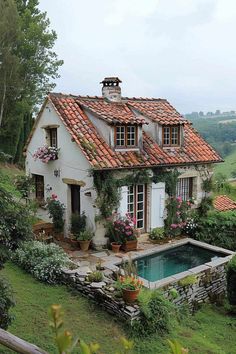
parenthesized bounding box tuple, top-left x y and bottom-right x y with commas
(39, 0, 236, 114)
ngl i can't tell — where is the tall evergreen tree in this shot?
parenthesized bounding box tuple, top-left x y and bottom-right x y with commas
(0, 0, 63, 162)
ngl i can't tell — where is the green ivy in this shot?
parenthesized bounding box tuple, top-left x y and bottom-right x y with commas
(92, 168, 180, 219)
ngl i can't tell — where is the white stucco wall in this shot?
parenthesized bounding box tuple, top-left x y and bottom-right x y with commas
(26, 101, 98, 240)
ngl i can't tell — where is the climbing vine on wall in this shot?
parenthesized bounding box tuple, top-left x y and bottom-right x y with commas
(92, 168, 180, 220)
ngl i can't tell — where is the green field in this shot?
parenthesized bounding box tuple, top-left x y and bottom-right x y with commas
(214, 148, 236, 179)
(1, 263, 236, 354)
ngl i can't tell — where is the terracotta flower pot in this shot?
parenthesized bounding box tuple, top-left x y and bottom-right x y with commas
(122, 288, 140, 304)
(111, 242, 121, 253)
(78, 240, 91, 251)
(121, 239, 138, 252)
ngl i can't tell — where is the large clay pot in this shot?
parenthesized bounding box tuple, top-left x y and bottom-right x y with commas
(121, 239, 138, 252)
(122, 288, 140, 304)
(78, 240, 91, 251)
(111, 242, 121, 253)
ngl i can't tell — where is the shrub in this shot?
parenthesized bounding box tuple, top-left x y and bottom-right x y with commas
(13, 241, 70, 284)
(70, 212, 86, 238)
(0, 151, 12, 163)
(0, 185, 33, 249)
(14, 175, 34, 199)
(165, 197, 193, 237)
(0, 246, 9, 270)
(132, 289, 175, 336)
(87, 271, 103, 283)
(149, 227, 165, 241)
(47, 194, 65, 233)
(0, 277, 15, 329)
(194, 210, 236, 251)
(227, 255, 236, 306)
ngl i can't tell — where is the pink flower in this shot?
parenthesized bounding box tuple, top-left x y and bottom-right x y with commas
(51, 194, 57, 200)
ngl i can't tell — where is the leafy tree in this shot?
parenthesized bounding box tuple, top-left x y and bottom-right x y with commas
(0, 0, 63, 162)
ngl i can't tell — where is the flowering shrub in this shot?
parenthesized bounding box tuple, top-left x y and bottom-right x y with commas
(33, 145, 59, 163)
(117, 275, 143, 291)
(47, 194, 65, 233)
(165, 197, 193, 237)
(0, 277, 15, 329)
(113, 213, 136, 245)
(185, 218, 198, 237)
(13, 241, 70, 284)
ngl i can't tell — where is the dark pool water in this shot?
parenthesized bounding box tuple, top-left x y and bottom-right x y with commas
(136, 243, 226, 282)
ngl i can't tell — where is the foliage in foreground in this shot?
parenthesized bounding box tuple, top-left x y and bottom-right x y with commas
(0, 276, 15, 330)
(13, 241, 70, 284)
(132, 289, 175, 337)
(227, 255, 236, 306)
(49, 304, 187, 354)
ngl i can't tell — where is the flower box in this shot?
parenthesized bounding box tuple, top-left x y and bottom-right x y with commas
(33, 145, 59, 163)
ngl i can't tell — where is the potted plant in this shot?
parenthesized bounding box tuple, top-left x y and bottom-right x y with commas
(117, 275, 143, 303)
(113, 214, 137, 252)
(77, 230, 93, 251)
(105, 217, 121, 253)
(70, 212, 86, 247)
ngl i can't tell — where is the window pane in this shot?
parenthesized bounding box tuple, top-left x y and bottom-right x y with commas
(163, 127, 170, 145)
(171, 127, 179, 145)
(116, 126, 125, 146)
(127, 126, 136, 146)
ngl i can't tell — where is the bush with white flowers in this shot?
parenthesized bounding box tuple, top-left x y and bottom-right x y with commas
(13, 241, 70, 284)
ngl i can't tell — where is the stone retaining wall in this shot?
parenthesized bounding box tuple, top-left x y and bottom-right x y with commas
(61, 268, 140, 322)
(162, 260, 228, 311)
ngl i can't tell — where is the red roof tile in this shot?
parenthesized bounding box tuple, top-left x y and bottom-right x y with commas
(214, 195, 236, 212)
(46, 93, 222, 170)
(127, 98, 188, 125)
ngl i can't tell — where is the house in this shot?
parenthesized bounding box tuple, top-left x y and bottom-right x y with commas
(24, 77, 222, 247)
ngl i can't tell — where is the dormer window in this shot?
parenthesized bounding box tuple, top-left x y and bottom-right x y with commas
(115, 125, 137, 148)
(163, 126, 180, 146)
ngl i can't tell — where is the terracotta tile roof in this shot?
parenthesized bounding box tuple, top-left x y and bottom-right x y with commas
(47, 93, 222, 170)
(214, 195, 236, 212)
(77, 96, 146, 125)
(126, 98, 188, 125)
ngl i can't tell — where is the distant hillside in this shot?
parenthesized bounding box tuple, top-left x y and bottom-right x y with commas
(189, 116, 236, 158)
(214, 148, 236, 179)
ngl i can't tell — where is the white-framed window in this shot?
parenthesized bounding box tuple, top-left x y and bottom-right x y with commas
(176, 177, 193, 201)
(115, 125, 137, 148)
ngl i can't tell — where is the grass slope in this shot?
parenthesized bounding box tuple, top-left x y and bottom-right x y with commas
(214, 148, 236, 179)
(0, 163, 24, 197)
(1, 263, 236, 354)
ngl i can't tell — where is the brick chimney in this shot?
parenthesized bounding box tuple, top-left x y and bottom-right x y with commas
(100, 77, 122, 102)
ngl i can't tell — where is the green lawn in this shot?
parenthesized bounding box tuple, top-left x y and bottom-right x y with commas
(1, 263, 236, 354)
(214, 148, 236, 179)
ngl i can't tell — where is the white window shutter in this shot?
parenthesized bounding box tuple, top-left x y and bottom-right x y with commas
(118, 186, 128, 217)
(151, 182, 165, 229)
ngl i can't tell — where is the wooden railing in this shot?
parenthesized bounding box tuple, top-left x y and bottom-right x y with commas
(0, 328, 48, 354)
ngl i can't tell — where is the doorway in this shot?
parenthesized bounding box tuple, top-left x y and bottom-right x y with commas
(71, 185, 81, 214)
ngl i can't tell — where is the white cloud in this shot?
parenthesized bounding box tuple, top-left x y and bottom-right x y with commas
(105, 0, 160, 25)
(38, 0, 236, 113)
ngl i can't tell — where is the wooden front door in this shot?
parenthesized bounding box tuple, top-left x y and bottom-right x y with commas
(34, 174, 44, 201)
(71, 185, 81, 214)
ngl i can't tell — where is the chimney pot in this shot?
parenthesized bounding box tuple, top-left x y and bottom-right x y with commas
(100, 77, 122, 102)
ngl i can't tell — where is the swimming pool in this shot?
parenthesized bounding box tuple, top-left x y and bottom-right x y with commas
(136, 243, 227, 282)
